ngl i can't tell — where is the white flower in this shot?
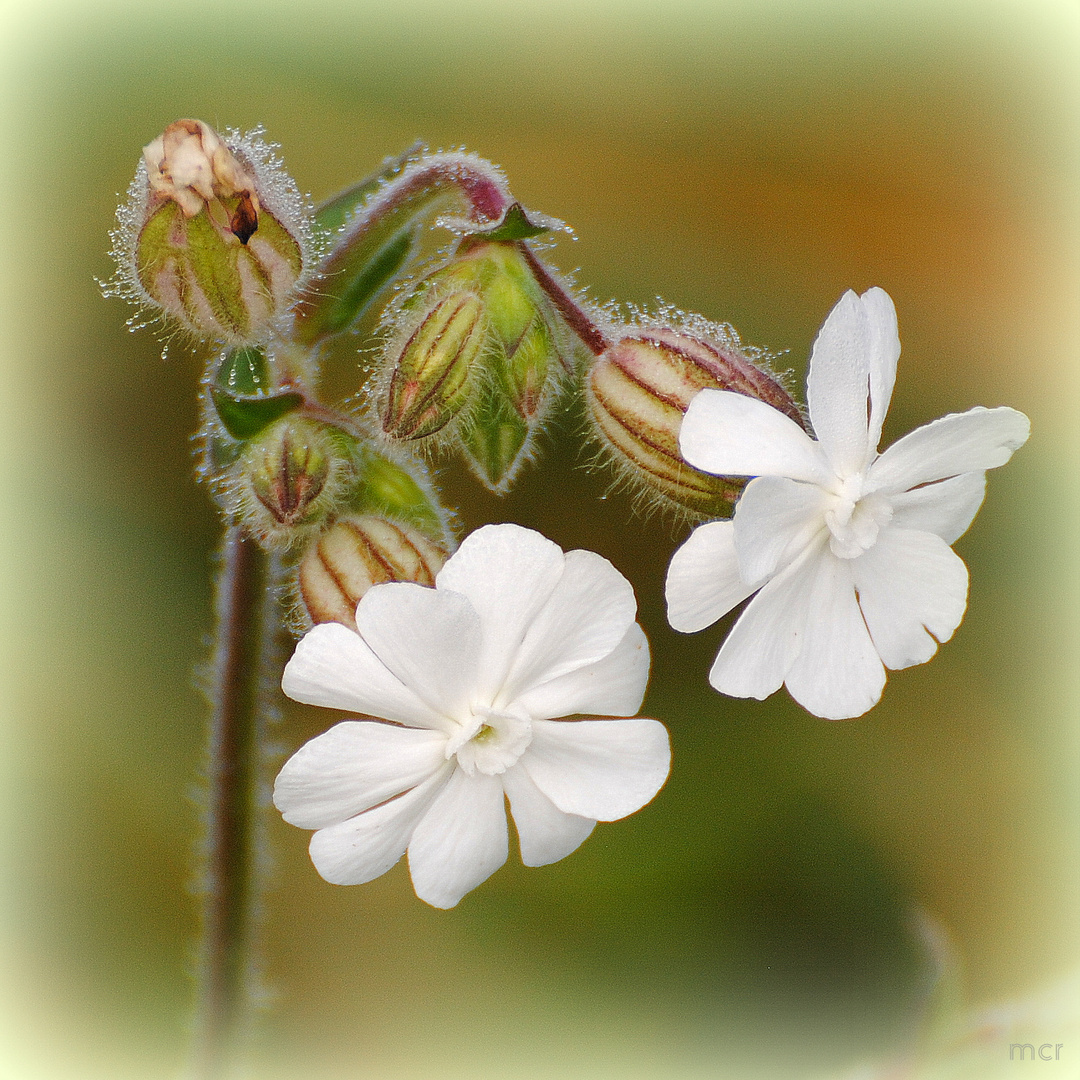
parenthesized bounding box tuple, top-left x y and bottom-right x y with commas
(275, 523, 670, 908)
(665, 288, 1030, 720)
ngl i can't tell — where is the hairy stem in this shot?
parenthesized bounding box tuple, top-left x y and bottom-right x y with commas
(517, 243, 610, 357)
(293, 152, 515, 346)
(191, 527, 278, 1080)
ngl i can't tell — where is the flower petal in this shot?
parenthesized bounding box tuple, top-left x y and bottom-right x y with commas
(407, 769, 508, 908)
(852, 526, 968, 670)
(499, 549, 637, 707)
(354, 582, 481, 725)
(503, 763, 595, 867)
(523, 718, 670, 821)
(281, 621, 447, 729)
(665, 520, 757, 633)
(869, 406, 1030, 493)
(435, 523, 566, 701)
(890, 470, 986, 544)
(273, 721, 448, 830)
(782, 551, 886, 719)
(307, 766, 452, 886)
(733, 475, 831, 584)
(516, 621, 650, 720)
(862, 287, 901, 455)
(680, 389, 830, 484)
(708, 541, 822, 701)
(806, 289, 874, 477)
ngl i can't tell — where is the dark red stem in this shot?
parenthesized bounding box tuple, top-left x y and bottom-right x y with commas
(518, 243, 610, 357)
(190, 528, 275, 1080)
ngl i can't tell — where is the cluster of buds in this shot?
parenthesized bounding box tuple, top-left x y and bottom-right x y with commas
(204, 341, 449, 526)
(285, 436, 455, 632)
(378, 208, 579, 492)
(110, 120, 313, 345)
(281, 438, 455, 633)
(202, 344, 455, 632)
(585, 320, 803, 517)
(110, 121, 820, 633)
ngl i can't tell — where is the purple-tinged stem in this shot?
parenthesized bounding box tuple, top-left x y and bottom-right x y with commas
(357, 153, 513, 228)
(517, 243, 611, 357)
(190, 527, 277, 1080)
(293, 153, 515, 346)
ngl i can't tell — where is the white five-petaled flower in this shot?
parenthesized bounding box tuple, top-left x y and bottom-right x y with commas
(275, 523, 670, 908)
(665, 287, 1030, 720)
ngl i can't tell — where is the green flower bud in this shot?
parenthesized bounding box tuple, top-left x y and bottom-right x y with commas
(586, 326, 802, 517)
(296, 516, 448, 631)
(472, 240, 560, 423)
(380, 238, 570, 491)
(349, 444, 453, 542)
(110, 120, 312, 345)
(458, 377, 531, 494)
(233, 417, 349, 548)
(383, 291, 487, 439)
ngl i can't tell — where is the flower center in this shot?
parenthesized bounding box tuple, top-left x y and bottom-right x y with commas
(824, 476, 893, 560)
(445, 703, 533, 776)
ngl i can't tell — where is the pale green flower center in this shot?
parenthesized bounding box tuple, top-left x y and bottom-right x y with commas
(446, 703, 533, 776)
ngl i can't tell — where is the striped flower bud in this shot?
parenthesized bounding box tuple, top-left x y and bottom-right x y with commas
(236, 417, 348, 547)
(297, 516, 448, 630)
(111, 120, 312, 344)
(380, 238, 569, 491)
(586, 327, 802, 517)
(383, 291, 487, 439)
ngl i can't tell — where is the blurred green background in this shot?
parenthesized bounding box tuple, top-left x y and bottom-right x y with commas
(1, 1, 1078, 1077)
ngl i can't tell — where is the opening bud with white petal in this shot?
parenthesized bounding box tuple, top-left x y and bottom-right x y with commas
(112, 120, 312, 344)
(297, 515, 449, 631)
(586, 325, 802, 517)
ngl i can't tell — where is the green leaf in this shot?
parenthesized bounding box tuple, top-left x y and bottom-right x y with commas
(313, 143, 421, 238)
(313, 227, 416, 343)
(214, 347, 270, 395)
(470, 203, 549, 242)
(210, 388, 305, 441)
(295, 171, 484, 347)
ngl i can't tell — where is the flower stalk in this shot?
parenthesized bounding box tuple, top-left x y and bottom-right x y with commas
(292, 152, 517, 346)
(516, 242, 609, 358)
(191, 528, 278, 1080)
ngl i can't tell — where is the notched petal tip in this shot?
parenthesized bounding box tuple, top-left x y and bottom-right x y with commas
(870, 405, 1031, 493)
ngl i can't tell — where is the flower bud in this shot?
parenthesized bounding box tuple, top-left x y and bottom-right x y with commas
(383, 291, 487, 439)
(475, 241, 560, 423)
(297, 516, 448, 630)
(112, 120, 311, 344)
(352, 446, 452, 542)
(235, 417, 348, 547)
(586, 326, 802, 516)
(379, 239, 569, 491)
